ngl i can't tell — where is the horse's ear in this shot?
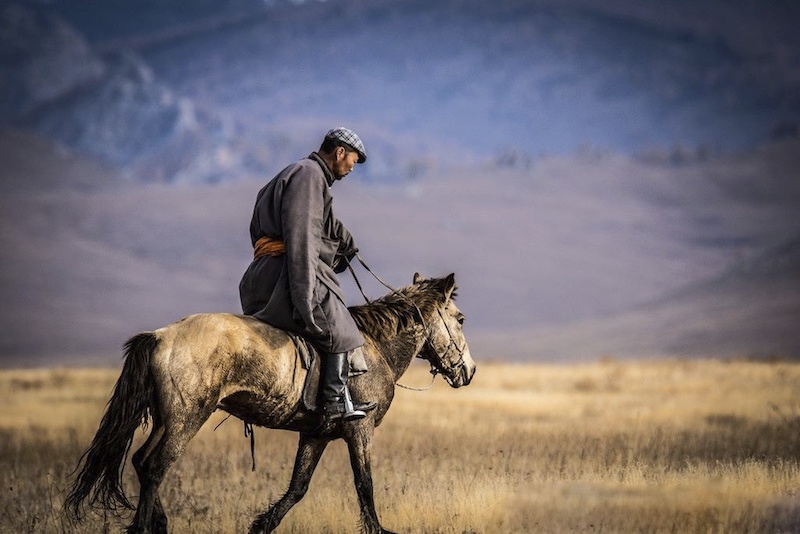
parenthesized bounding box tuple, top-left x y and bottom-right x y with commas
(413, 272, 423, 284)
(442, 273, 456, 299)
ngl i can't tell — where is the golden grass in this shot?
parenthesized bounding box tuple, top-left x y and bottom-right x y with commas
(1, 359, 798, 533)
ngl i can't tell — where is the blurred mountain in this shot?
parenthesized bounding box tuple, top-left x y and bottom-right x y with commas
(0, 3, 104, 122)
(3, 0, 800, 182)
(0, 4, 249, 184)
(135, 0, 800, 177)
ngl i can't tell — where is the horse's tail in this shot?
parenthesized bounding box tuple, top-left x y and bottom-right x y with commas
(65, 332, 159, 522)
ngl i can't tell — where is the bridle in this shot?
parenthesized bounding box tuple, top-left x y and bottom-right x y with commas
(346, 253, 467, 388)
(419, 307, 468, 385)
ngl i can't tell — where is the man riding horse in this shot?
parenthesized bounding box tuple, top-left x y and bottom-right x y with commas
(239, 127, 376, 422)
(66, 129, 476, 534)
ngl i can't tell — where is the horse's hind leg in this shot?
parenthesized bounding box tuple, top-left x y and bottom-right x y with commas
(132, 419, 167, 534)
(249, 433, 329, 534)
(128, 415, 208, 534)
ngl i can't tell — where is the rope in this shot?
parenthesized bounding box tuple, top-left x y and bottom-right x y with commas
(347, 257, 371, 304)
(395, 370, 438, 391)
(352, 252, 399, 295)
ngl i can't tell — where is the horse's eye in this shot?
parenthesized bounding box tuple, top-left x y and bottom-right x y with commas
(457, 315, 465, 325)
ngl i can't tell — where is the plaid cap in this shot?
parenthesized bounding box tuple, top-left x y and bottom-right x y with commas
(325, 127, 367, 163)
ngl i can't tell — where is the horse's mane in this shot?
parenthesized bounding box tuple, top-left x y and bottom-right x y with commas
(349, 278, 457, 341)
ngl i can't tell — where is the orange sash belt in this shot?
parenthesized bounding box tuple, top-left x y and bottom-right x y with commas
(253, 236, 286, 259)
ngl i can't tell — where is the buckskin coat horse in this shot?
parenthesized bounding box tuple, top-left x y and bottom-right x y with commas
(66, 273, 476, 534)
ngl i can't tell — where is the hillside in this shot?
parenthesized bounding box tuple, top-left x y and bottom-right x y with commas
(476, 237, 800, 361)
(1, 0, 798, 365)
(1, 128, 797, 365)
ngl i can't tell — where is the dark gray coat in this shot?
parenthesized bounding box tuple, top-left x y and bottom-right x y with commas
(239, 153, 365, 353)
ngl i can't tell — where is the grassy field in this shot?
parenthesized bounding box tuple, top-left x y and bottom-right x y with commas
(0, 358, 798, 533)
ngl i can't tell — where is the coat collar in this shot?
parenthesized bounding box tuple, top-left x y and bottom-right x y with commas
(309, 152, 336, 187)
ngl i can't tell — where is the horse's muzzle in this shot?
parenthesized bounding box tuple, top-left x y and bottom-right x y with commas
(448, 350, 476, 388)
(461, 356, 476, 386)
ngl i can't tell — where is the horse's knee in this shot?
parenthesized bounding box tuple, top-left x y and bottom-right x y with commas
(287, 483, 310, 501)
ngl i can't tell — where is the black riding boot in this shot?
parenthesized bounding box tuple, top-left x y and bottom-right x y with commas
(318, 351, 375, 422)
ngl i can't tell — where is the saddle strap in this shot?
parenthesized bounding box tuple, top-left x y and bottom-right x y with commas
(243, 421, 256, 471)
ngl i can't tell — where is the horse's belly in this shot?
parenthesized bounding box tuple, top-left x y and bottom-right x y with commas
(218, 390, 301, 428)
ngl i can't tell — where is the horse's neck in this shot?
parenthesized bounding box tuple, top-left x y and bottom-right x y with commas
(372, 326, 426, 382)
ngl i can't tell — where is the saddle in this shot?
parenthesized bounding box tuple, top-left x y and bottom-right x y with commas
(287, 333, 322, 412)
(287, 333, 369, 412)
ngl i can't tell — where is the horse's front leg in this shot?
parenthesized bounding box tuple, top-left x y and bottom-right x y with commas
(249, 433, 329, 534)
(345, 424, 396, 534)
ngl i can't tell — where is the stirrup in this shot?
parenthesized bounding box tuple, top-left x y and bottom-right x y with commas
(321, 400, 366, 422)
(320, 387, 373, 422)
(344, 386, 376, 416)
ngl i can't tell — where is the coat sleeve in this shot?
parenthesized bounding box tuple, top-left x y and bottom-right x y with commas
(282, 167, 324, 335)
(331, 215, 358, 274)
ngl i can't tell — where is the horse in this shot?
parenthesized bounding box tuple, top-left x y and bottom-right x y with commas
(65, 272, 476, 534)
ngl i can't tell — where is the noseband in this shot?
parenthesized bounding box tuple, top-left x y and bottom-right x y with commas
(421, 307, 468, 382)
(394, 308, 466, 391)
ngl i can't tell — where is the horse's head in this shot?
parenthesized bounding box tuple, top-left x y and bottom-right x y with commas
(413, 273, 476, 388)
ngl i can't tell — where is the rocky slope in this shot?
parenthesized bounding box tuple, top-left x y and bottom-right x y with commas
(1, 4, 246, 184)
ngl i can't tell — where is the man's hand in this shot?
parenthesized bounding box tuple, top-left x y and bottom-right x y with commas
(299, 307, 324, 336)
(333, 246, 358, 273)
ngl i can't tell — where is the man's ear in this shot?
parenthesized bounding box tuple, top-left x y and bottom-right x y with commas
(335, 146, 346, 160)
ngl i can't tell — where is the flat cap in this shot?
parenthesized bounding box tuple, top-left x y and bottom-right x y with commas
(325, 127, 367, 163)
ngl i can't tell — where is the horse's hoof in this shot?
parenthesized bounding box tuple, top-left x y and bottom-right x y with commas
(363, 525, 397, 534)
(248, 514, 276, 534)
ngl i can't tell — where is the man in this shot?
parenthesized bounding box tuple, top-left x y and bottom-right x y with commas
(239, 127, 374, 422)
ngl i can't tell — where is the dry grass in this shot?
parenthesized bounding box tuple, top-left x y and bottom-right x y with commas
(1, 359, 799, 533)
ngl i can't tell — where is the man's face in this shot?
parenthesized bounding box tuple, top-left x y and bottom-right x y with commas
(332, 147, 360, 179)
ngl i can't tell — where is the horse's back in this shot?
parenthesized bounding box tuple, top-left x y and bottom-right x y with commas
(149, 313, 305, 419)
(154, 313, 292, 359)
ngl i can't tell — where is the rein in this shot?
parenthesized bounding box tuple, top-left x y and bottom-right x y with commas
(345, 253, 466, 389)
(396, 369, 438, 391)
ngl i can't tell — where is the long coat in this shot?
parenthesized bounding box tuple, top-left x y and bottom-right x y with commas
(239, 153, 365, 354)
